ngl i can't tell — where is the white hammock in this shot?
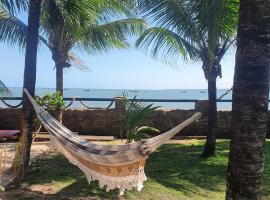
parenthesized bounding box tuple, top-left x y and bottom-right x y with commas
(24, 89, 201, 195)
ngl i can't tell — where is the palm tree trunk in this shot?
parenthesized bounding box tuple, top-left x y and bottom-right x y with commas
(12, 0, 42, 184)
(55, 62, 64, 122)
(201, 75, 217, 157)
(226, 0, 270, 199)
(56, 63, 64, 95)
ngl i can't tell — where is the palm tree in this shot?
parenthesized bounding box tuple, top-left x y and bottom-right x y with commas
(0, 0, 42, 184)
(40, 0, 145, 95)
(226, 0, 270, 198)
(1, 0, 145, 95)
(136, 0, 238, 157)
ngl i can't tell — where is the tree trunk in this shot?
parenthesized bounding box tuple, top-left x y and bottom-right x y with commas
(201, 75, 217, 157)
(56, 63, 64, 95)
(12, 0, 42, 184)
(226, 0, 270, 199)
(55, 62, 64, 122)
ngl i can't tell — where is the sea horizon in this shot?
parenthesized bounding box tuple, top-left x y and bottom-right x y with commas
(1, 87, 233, 110)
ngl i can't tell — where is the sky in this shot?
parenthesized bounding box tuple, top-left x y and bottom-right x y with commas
(0, 14, 236, 90)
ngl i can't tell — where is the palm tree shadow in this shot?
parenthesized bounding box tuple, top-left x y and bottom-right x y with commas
(23, 152, 118, 199)
(20, 141, 270, 199)
(144, 141, 230, 195)
(47, 179, 119, 200)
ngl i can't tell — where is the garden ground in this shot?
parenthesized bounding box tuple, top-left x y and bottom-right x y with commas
(0, 139, 269, 200)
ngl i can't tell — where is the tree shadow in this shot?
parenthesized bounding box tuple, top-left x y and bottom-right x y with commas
(145, 141, 229, 195)
(14, 140, 270, 199)
(22, 151, 118, 199)
(145, 140, 270, 197)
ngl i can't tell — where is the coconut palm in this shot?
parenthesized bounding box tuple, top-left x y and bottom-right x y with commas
(0, 0, 145, 95)
(226, 0, 270, 198)
(136, 0, 238, 157)
(42, 0, 145, 95)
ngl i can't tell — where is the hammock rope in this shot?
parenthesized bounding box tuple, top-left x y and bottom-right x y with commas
(24, 89, 201, 194)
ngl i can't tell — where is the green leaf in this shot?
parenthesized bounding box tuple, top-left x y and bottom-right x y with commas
(35, 91, 65, 110)
(120, 96, 159, 143)
(137, 126, 160, 134)
(0, 8, 27, 49)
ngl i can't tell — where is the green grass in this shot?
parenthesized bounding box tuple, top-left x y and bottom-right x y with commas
(20, 140, 270, 199)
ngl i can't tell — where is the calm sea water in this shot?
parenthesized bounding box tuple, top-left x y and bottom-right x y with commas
(1, 87, 233, 110)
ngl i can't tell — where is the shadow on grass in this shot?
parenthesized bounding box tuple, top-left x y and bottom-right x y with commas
(145, 140, 270, 197)
(145, 140, 230, 196)
(23, 152, 119, 199)
(14, 140, 270, 199)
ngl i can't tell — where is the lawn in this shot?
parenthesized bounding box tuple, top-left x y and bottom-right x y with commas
(1, 140, 270, 200)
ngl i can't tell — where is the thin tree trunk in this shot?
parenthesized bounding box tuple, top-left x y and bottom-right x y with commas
(201, 75, 217, 157)
(226, 0, 270, 199)
(55, 62, 64, 122)
(12, 0, 42, 184)
(56, 63, 64, 95)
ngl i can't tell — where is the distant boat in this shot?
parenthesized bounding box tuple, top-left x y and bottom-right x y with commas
(83, 89, 90, 92)
(200, 90, 207, 93)
(64, 88, 69, 91)
(181, 91, 186, 93)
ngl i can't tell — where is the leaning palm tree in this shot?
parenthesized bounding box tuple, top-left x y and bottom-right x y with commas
(226, 0, 270, 198)
(0, 0, 42, 184)
(136, 0, 238, 157)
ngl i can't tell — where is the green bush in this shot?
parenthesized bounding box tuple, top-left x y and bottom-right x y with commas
(35, 91, 65, 111)
(120, 97, 160, 143)
(34, 92, 65, 131)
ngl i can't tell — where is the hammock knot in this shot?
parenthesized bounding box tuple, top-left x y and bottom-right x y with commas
(193, 112, 202, 122)
(138, 140, 151, 156)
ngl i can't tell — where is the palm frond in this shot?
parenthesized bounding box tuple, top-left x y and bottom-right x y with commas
(78, 18, 146, 54)
(136, 27, 199, 64)
(137, 0, 204, 46)
(137, 126, 160, 134)
(40, 0, 102, 42)
(194, 0, 239, 60)
(0, 0, 28, 14)
(136, 0, 239, 68)
(0, 8, 27, 49)
(68, 52, 90, 72)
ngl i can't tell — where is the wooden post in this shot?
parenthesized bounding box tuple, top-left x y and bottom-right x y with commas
(115, 96, 127, 113)
(195, 100, 208, 114)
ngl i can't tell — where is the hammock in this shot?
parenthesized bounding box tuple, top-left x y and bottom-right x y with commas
(24, 89, 201, 195)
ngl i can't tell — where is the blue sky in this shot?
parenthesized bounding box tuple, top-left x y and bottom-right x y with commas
(0, 14, 236, 90)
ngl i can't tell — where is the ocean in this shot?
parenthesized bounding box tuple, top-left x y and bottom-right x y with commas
(1, 87, 233, 110)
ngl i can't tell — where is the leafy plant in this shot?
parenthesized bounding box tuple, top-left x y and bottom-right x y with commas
(120, 97, 160, 143)
(35, 91, 65, 111)
(33, 92, 65, 133)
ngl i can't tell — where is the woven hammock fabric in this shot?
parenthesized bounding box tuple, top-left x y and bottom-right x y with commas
(25, 89, 201, 194)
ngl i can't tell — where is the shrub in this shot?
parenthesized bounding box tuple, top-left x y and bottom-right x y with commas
(120, 97, 160, 143)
